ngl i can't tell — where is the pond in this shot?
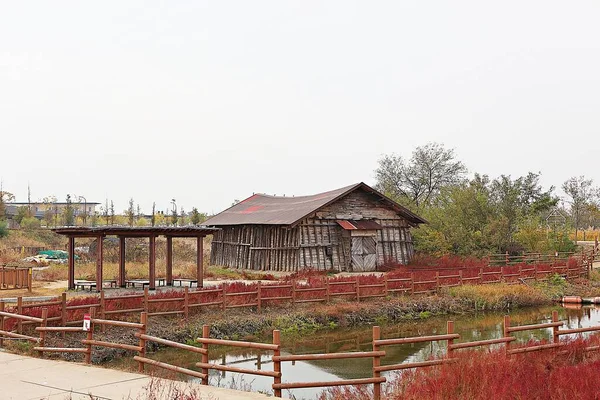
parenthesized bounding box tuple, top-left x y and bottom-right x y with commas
(110, 304, 600, 399)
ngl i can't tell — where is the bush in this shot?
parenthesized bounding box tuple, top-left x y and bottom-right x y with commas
(0, 220, 7, 238)
(20, 217, 41, 230)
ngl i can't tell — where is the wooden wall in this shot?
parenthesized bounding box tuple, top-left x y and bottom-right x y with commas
(210, 225, 300, 271)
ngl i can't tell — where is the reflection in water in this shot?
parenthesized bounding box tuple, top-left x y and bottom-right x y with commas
(123, 305, 600, 399)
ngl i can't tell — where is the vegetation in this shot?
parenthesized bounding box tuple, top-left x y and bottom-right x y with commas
(321, 336, 600, 400)
(375, 142, 596, 256)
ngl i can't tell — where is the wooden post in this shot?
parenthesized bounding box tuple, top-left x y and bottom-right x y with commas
(144, 287, 149, 313)
(291, 279, 296, 305)
(84, 307, 95, 364)
(27, 267, 32, 293)
(501, 266, 505, 283)
(552, 310, 559, 345)
(503, 315, 511, 355)
(505, 251, 509, 265)
(257, 281, 262, 312)
(459, 270, 463, 286)
(149, 235, 156, 290)
(119, 236, 126, 288)
(436, 272, 440, 291)
(96, 235, 103, 293)
(383, 275, 388, 296)
(356, 278, 360, 302)
(221, 284, 226, 310)
(166, 236, 173, 286)
(411, 272, 415, 294)
(17, 297, 22, 334)
(446, 321, 454, 360)
(201, 325, 210, 385)
(100, 291, 106, 333)
(479, 268, 483, 283)
(197, 236, 204, 288)
(61, 293, 67, 336)
(0, 302, 4, 347)
(38, 308, 48, 358)
(184, 287, 189, 319)
(138, 312, 147, 372)
(68, 236, 75, 290)
(273, 329, 282, 398)
(373, 326, 381, 400)
(325, 278, 330, 302)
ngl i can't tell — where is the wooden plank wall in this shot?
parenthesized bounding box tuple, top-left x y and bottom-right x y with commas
(376, 219, 414, 266)
(298, 218, 348, 271)
(211, 226, 300, 271)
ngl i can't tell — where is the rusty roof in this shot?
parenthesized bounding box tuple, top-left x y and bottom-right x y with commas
(336, 220, 383, 230)
(202, 182, 426, 226)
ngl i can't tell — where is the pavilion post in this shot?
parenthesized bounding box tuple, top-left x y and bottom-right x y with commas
(95, 235, 103, 293)
(197, 236, 204, 288)
(119, 236, 126, 288)
(166, 236, 173, 286)
(68, 236, 76, 290)
(149, 235, 156, 290)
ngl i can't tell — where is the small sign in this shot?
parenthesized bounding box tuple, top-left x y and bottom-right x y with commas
(83, 314, 91, 331)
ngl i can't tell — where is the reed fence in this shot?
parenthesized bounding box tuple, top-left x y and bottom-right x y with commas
(3, 306, 600, 400)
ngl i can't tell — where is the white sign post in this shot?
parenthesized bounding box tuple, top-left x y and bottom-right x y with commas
(83, 314, 91, 331)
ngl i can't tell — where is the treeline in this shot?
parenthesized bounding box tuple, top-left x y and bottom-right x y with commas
(375, 143, 599, 256)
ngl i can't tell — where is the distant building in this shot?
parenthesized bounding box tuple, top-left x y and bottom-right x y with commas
(203, 182, 426, 272)
(5, 201, 100, 227)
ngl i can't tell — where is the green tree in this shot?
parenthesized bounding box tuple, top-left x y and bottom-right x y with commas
(109, 200, 115, 225)
(151, 202, 156, 227)
(126, 198, 135, 226)
(14, 206, 29, 225)
(0, 220, 8, 238)
(0, 188, 15, 220)
(63, 194, 75, 226)
(190, 207, 207, 225)
(375, 142, 467, 209)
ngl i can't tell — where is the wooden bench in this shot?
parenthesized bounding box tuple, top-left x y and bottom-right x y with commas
(74, 281, 96, 291)
(125, 278, 166, 288)
(173, 278, 198, 287)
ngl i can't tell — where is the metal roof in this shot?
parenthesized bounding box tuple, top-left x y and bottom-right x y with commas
(202, 182, 426, 226)
(336, 220, 383, 230)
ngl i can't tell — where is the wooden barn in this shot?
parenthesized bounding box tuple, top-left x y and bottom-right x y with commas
(203, 183, 426, 272)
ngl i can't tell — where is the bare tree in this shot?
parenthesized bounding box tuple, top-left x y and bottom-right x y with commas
(151, 202, 156, 227)
(562, 176, 599, 240)
(126, 198, 135, 226)
(375, 142, 467, 208)
(109, 200, 115, 225)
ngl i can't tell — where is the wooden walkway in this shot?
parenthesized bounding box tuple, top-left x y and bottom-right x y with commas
(0, 351, 269, 400)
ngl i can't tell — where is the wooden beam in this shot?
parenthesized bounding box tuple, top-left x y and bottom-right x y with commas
(149, 235, 156, 290)
(166, 236, 173, 286)
(95, 235, 103, 293)
(119, 236, 126, 288)
(68, 236, 75, 290)
(197, 236, 204, 288)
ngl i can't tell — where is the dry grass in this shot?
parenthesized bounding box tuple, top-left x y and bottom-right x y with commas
(447, 283, 548, 310)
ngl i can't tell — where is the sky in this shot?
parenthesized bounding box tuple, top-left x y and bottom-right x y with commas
(1, 1, 600, 215)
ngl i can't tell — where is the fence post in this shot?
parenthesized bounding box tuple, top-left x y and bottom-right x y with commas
(325, 278, 330, 303)
(501, 266, 505, 283)
(60, 292, 67, 327)
(184, 287, 189, 319)
(373, 326, 381, 400)
(436, 272, 440, 291)
(459, 270, 463, 286)
(505, 251, 509, 265)
(100, 291, 106, 333)
(446, 321, 454, 360)
(0, 302, 4, 347)
(257, 281, 262, 313)
(411, 272, 415, 294)
(383, 275, 388, 296)
(356, 278, 360, 302)
(552, 310, 559, 345)
(38, 308, 48, 358)
(201, 325, 210, 385)
(273, 329, 282, 398)
(503, 315, 511, 356)
(138, 312, 147, 372)
(84, 307, 95, 364)
(17, 296, 23, 334)
(291, 279, 296, 305)
(28, 268, 32, 293)
(221, 285, 226, 311)
(479, 268, 483, 284)
(144, 287, 149, 313)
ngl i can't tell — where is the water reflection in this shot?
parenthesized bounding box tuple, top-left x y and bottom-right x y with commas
(127, 305, 600, 399)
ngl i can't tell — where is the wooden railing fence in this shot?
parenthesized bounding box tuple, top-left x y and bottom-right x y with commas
(0, 266, 32, 291)
(2, 306, 600, 400)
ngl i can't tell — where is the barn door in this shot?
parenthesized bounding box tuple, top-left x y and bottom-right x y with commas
(351, 236, 377, 271)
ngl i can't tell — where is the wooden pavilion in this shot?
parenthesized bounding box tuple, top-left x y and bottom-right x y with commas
(52, 226, 219, 292)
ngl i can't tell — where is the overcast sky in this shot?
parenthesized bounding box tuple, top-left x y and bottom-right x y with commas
(1, 1, 599, 214)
